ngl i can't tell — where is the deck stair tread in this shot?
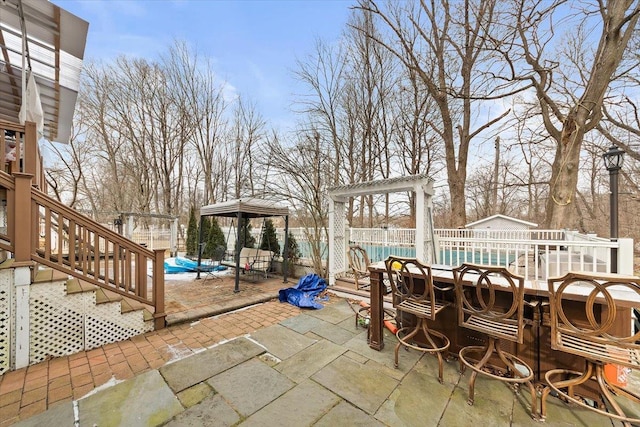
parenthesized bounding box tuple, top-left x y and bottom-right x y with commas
(95, 288, 123, 305)
(0, 258, 14, 269)
(34, 269, 69, 284)
(103, 290, 154, 319)
(65, 278, 98, 294)
(120, 298, 145, 314)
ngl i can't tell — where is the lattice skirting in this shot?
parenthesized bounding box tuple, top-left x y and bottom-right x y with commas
(29, 281, 153, 365)
(0, 270, 13, 375)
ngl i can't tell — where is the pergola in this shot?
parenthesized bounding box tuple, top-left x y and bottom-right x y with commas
(198, 198, 289, 293)
(327, 174, 436, 286)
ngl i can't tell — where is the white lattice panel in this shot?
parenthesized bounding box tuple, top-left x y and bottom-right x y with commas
(0, 270, 12, 375)
(334, 202, 345, 272)
(85, 302, 152, 350)
(30, 282, 86, 363)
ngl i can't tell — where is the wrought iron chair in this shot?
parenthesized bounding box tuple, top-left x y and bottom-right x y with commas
(541, 272, 640, 425)
(385, 256, 452, 383)
(348, 245, 372, 291)
(201, 244, 227, 282)
(453, 263, 539, 420)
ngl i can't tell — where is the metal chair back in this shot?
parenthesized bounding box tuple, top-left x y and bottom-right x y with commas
(385, 256, 450, 321)
(547, 271, 640, 369)
(453, 263, 526, 344)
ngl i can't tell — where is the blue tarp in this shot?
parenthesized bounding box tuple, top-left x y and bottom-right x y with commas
(278, 274, 328, 309)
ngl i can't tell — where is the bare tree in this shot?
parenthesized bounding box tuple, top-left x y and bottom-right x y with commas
(165, 41, 230, 205)
(356, 0, 518, 227)
(229, 96, 265, 198)
(263, 130, 332, 275)
(510, 0, 640, 228)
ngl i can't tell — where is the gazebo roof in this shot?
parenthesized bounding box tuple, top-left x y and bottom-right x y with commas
(199, 198, 289, 218)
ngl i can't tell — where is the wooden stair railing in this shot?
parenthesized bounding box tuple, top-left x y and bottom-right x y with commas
(0, 171, 166, 329)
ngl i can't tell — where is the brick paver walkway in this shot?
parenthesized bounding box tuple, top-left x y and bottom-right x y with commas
(0, 296, 308, 426)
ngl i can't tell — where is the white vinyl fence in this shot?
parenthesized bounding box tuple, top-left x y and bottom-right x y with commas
(284, 227, 634, 281)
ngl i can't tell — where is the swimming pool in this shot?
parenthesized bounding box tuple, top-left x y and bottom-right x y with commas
(295, 242, 514, 267)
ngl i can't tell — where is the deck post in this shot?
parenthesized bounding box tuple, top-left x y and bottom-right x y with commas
(23, 122, 37, 184)
(12, 173, 34, 266)
(153, 249, 166, 329)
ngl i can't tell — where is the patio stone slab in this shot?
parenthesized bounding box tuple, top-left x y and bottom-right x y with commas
(343, 330, 421, 373)
(374, 356, 457, 427)
(164, 393, 240, 427)
(336, 314, 364, 333)
(13, 402, 74, 427)
(307, 299, 354, 324)
(249, 324, 317, 360)
(176, 382, 214, 408)
(240, 379, 340, 426)
(412, 350, 463, 386)
(438, 371, 516, 427)
(207, 359, 294, 417)
(274, 339, 345, 383)
(315, 401, 385, 427)
(311, 355, 399, 415)
(280, 313, 327, 334)
(517, 393, 619, 427)
(160, 337, 264, 393)
(310, 320, 359, 345)
(78, 370, 183, 427)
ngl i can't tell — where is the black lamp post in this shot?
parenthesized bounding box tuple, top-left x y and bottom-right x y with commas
(602, 145, 625, 273)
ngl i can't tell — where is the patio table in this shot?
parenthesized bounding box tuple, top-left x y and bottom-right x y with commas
(367, 261, 639, 382)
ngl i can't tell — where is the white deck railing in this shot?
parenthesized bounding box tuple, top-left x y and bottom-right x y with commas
(340, 227, 634, 282)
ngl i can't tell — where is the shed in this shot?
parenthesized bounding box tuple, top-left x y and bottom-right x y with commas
(198, 198, 289, 293)
(465, 214, 537, 231)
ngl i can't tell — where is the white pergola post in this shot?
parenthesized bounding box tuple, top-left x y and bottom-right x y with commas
(415, 185, 426, 262)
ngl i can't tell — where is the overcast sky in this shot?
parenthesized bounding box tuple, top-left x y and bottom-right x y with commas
(56, 0, 353, 129)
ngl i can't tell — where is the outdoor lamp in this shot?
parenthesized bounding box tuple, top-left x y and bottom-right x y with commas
(603, 145, 625, 171)
(602, 145, 624, 273)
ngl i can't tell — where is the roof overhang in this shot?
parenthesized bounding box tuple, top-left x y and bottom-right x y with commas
(200, 198, 289, 219)
(0, 0, 88, 143)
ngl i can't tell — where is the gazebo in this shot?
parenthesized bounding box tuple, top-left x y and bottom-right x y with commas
(197, 198, 289, 292)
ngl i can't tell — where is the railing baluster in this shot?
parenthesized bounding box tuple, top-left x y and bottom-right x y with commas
(44, 206, 51, 259)
(68, 219, 76, 270)
(114, 242, 120, 289)
(125, 249, 132, 292)
(93, 231, 99, 281)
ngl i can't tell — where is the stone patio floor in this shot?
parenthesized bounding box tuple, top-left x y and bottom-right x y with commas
(0, 273, 630, 426)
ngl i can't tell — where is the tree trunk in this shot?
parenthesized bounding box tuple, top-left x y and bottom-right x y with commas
(545, 116, 585, 228)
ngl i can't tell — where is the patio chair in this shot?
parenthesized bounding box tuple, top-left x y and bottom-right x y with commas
(201, 244, 227, 282)
(541, 272, 640, 426)
(348, 245, 371, 291)
(453, 263, 539, 420)
(385, 256, 452, 383)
